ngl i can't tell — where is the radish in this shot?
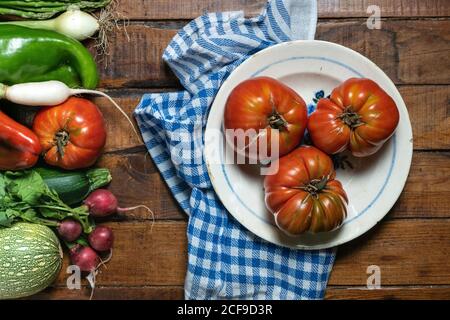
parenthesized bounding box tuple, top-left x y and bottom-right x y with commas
(84, 189, 118, 217)
(69, 243, 113, 300)
(69, 244, 100, 273)
(89, 226, 114, 251)
(84, 189, 155, 223)
(0, 80, 139, 138)
(57, 219, 82, 242)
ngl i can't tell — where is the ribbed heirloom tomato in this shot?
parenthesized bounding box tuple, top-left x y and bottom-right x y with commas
(224, 77, 307, 160)
(33, 97, 106, 170)
(264, 146, 348, 235)
(307, 78, 399, 157)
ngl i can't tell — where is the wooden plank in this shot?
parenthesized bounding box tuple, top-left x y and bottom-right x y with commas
(402, 85, 450, 150)
(49, 219, 450, 289)
(328, 220, 450, 285)
(93, 85, 449, 152)
(116, 0, 450, 20)
(92, 26, 178, 88)
(53, 221, 187, 286)
(316, 19, 450, 85)
(97, 151, 185, 220)
(92, 20, 450, 88)
(28, 286, 184, 300)
(29, 285, 450, 300)
(393, 152, 450, 218)
(54, 221, 187, 286)
(96, 151, 450, 220)
(325, 286, 450, 299)
(317, 0, 450, 18)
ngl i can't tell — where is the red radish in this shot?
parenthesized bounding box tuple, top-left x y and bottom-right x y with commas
(89, 226, 114, 251)
(84, 189, 155, 224)
(84, 189, 118, 217)
(57, 219, 82, 242)
(70, 244, 100, 272)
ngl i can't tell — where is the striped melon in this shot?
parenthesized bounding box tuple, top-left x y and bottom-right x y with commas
(0, 222, 63, 299)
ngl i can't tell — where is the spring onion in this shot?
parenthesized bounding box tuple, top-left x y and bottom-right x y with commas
(0, 8, 99, 40)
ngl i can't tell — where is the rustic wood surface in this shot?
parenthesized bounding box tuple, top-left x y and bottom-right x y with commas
(35, 0, 450, 299)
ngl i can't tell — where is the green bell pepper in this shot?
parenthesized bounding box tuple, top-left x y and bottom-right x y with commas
(0, 25, 98, 89)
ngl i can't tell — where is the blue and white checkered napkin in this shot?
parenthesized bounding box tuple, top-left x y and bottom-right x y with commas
(134, 0, 336, 300)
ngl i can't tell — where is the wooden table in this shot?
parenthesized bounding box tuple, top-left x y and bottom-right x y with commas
(34, 0, 450, 300)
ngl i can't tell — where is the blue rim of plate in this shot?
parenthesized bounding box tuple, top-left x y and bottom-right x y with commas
(218, 55, 397, 227)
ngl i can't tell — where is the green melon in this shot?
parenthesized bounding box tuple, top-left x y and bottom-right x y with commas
(0, 222, 63, 299)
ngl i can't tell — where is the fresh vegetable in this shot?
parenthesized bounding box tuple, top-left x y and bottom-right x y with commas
(0, 8, 100, 40)
(0, 25, 98, 89)
(84, 189, 154, 220)
(0, 170, 94, 233)
(0, 110, 41, 170)
(0, 80, 138, 137)
(36, 166, 112, 206)
(70, 244, 100, 272)
(57, 219, 82, 242)
(84, 189, 117, 217)
(307, 78, 399, 157)
(224, 76, 307, 160)
(264, 146, 348, 235)
(89, 226, 114, 251)
(0, 222, 63, 299)
(33, 97, 107, 170)
(0, 0, 111, 20)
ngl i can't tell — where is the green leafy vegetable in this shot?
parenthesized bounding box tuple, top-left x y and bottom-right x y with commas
(6, 170, 47, 205)
(0, 170, 94, 233)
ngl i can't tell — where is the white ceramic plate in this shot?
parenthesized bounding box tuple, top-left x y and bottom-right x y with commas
(204, 40, 413, 249)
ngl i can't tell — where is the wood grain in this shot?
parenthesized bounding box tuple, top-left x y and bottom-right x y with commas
(29, 286, 184, 300)
(325, 286, 450, 299)
(95, 151, 450, 220)
(92, 20, 450, 88)
(402, 85, 450, 150)
(116, 0, 450, 20)
(329, 219, 450, 285)
(392, 151, 450, 218)
(97, 150, 185, 220)
(54, 221, 187, 287)
(29, 285, 450, 300)
(47, 219, 450, 294)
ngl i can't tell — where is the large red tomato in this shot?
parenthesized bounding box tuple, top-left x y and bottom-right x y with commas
(224, 77, 307, 160)
(264, 146, 348, 235)
(307, 78, 399, 157)
(33, 97, 106, 170)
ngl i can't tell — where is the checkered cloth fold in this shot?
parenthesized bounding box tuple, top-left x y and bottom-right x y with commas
(134, 0, 336, 300)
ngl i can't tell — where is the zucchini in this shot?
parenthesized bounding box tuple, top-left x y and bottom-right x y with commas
(36, 167, 112, 206)
(0, 222, 63, 299)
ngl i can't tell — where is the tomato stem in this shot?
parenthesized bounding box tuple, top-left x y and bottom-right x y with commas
(298, 176, 328, 198)
(268, 94, 288, 130)
(268, 111, 288, 130)
(54, 130, 69, 158)
(338, 107, 364, 129)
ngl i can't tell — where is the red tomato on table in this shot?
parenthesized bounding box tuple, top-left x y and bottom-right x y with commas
(264, 146, 348, 235)
(307, 78, 399, 157)
(224, 77, 307, 160)
(33, 97, 106, 170)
